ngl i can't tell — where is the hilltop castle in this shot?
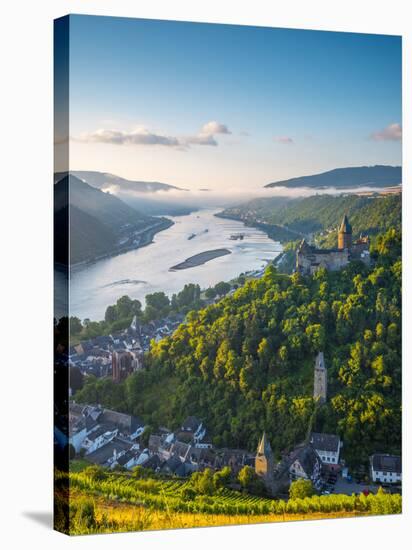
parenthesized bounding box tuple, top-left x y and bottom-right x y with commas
(296, 214, 370, 275)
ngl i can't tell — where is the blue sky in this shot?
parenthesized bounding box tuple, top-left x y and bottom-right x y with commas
(62, 15, 402, 190)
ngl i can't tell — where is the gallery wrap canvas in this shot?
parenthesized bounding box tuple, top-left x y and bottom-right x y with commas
(54, 14, 402, 535)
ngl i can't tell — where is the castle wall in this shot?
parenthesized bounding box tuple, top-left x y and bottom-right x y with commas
(297, 249, 349, 275)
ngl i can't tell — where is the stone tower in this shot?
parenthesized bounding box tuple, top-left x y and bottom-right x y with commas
(338, 215, 352, 250)
(255, 432, 274, 488)
(313, 351, 327, 404)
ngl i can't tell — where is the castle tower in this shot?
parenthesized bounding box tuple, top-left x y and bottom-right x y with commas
(313, 351, 327, 404)
(255, 432, 274, 487)
(338, 215, 352, 250)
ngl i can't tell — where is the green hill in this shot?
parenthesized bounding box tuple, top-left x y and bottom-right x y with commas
(219, 193, 401, 241)
(76, 228, 401, 469)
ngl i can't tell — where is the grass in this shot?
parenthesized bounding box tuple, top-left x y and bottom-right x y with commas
(54, 468, 401, 535)
(67, 489, 368, 535)
(69, 459, 90, 472)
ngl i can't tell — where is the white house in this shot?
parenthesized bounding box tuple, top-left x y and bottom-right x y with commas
(289, 444, 323, 489)
(82, 426, 118, 455)
(310, 432, 342, 469)
(69, 424, 88, 453)
(181, 416, 206, 443)
(370, 454, 402, 484)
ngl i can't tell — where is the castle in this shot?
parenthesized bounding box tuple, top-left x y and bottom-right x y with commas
(296, 214, 370, 275)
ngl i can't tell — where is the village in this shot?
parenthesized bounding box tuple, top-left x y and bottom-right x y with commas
(60, 348, 401, 500)
(67, 312, 185, 382)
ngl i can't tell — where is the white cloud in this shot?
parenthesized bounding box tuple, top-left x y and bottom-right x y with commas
(75, 120, 232, 149)
(201, 120, 231, 136)
(184, 120, 231, 147)
(76, 127, 181, 147)
(273, 135, 294, 144)
(185, 134, 218, 146)
(370, 123, 402, 142)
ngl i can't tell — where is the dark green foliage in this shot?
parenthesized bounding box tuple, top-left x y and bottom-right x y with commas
(237, 466, 265, 494)
(289, 479, 314, 499)
(220, 194, 401, 241)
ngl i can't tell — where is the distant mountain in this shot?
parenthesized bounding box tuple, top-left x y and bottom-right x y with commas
(54, 204, 117, 265)
(55, 174, 151, 230)
(58, 170, 185, 193)
(54, 174, 173, 265)
(265, 165, 402, 189)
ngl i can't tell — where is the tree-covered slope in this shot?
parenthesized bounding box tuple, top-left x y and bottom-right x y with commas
(54, 174, 173, 264)
(220, 193, 401, 239)
(76, 228, 401, 468)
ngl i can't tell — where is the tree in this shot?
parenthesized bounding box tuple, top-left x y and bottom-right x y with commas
(145, 292, 170, 317)
(191, 468, 215, 495)
(105, 305, 118, 324)
(214, 281, 231, 297)
(69, 316, 83, 335)
(205, 287, 217, 300)
(238, 466, 258, 490)
(213, 466, 232, 489)
(289, 479, 315, 499)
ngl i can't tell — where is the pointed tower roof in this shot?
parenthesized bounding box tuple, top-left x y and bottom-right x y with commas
(257, 432, 272, 455)
(339, 215, 352, 234)
(298, 238, 312, 253)
(315, 351, 326, 370)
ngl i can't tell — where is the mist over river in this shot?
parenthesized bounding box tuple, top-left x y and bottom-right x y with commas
(55, 209, 282, 321)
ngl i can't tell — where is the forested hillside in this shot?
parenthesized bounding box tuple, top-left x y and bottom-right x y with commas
(219, 194, 401, 239)
(76, 228, 401, 468)
(54, 174, 172, 264)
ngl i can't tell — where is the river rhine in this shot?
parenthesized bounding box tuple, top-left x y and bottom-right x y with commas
(55, 208, 282, 321)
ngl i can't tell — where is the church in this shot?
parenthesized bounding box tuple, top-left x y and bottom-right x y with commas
(296, 214, 370, 275)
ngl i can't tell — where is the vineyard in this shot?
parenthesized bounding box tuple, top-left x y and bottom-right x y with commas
(55, 467, 402, 534)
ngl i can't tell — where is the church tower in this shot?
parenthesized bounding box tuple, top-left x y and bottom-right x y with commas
(255, 432, 274, 487)
(338, 215, 352, 250)
(313, 351, 327, 404)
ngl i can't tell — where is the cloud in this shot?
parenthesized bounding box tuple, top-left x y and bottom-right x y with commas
(370, 123, 402, 142)
(185, 134, 218, 146)
(184, 120, 231, 147)
(200, 120, 231, 135)
(273, 135, 294, 144)
(75, 120, 232, 149)
(76, 127, 181, 147)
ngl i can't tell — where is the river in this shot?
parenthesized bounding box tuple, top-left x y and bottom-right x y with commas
(55, 208, 282, 321)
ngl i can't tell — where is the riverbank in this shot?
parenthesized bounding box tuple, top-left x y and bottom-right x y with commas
(71, 217, 174, 271)
(215, 211, 304, 244)
(170, 248, 231, 271)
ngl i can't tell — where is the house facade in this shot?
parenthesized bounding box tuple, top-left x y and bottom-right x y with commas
(289, 444, 323, 489)
(310, 432, 342, 470)
(370, 454, 402, 484)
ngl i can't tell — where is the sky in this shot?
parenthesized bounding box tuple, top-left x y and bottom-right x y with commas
(56, 15, 402, 191)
